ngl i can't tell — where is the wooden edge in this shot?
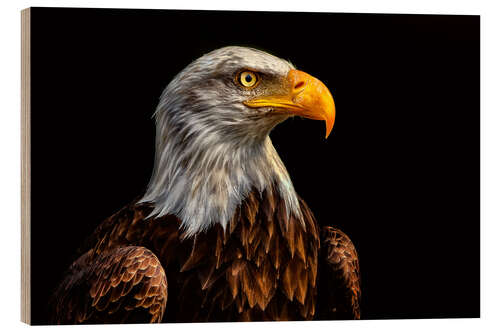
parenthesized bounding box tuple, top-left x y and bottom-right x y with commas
(21, 7, 31, 325)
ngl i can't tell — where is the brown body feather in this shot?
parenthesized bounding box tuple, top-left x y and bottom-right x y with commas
(318, 227, 361, 320)
(50, 186, 360, 323)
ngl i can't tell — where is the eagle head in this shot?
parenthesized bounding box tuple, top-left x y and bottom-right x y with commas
(141, 46, 335, 237)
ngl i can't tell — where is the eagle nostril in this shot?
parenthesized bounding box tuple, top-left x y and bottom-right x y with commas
(294, 81, 306, 91)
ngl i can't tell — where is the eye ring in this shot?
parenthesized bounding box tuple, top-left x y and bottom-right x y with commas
(237, 70, 259, 88)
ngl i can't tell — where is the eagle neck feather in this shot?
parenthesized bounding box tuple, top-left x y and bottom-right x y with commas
(141, 127, 303, 237)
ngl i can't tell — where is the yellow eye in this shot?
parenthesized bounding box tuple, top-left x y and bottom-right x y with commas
(239, 71, 258, 88)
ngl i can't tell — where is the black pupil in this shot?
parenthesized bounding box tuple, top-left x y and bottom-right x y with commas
(244, 74, 253, 83)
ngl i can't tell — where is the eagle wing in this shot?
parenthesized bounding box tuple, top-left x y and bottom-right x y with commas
(50, 246, 168, 324)
(317, 226, 361, 319)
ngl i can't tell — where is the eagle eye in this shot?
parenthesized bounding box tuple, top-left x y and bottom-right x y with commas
(237, 71, 259, 88)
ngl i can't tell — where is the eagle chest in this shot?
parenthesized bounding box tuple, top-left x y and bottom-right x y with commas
(90, 188, 320, 322)
(158, 190, 321, 321)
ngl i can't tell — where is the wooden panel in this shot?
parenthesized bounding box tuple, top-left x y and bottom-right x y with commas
(21, 7, 31, 325)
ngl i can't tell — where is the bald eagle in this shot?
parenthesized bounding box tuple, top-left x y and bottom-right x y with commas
(50, 46, 360, 323)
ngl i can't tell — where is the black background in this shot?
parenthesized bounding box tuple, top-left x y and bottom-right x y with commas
(30, 7, 479, 324)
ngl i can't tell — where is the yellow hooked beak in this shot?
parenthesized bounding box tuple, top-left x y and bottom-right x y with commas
(243, 69, 336, 138)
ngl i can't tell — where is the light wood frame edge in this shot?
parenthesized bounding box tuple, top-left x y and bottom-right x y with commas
(21, 7, 31, 325)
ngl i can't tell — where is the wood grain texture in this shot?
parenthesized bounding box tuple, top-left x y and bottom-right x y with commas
(21, 7, 31, 325)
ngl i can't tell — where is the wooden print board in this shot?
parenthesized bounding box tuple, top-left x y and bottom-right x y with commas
(21, 7, 480, 325)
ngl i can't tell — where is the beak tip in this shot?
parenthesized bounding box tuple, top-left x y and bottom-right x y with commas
(324, 110, 335, 139)
(325, 125, 333, 139)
